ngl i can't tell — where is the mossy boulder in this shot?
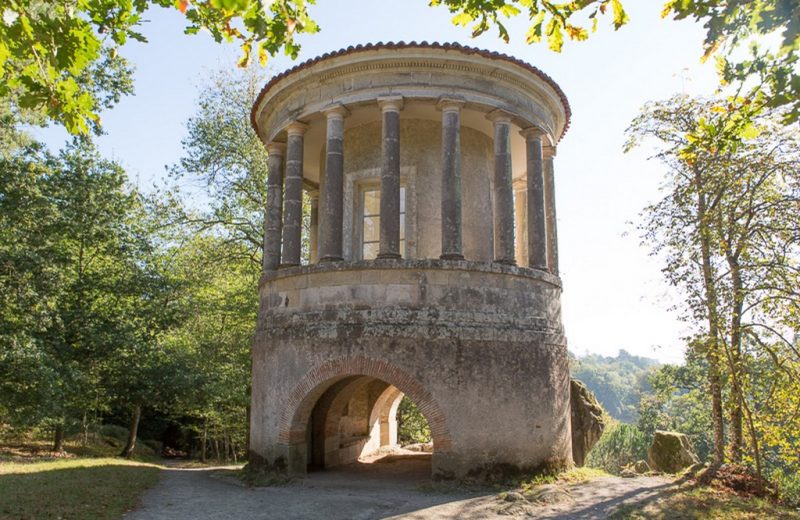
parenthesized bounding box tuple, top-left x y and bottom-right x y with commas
(648, 431, 699, 473)
(570, 379, 606, 466)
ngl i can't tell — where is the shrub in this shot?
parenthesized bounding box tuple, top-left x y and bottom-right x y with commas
(397, 396, 431, 445)
(586, 422, 649, 475)
(773, 469, 800, 508)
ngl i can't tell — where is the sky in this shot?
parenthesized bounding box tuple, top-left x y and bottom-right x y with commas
(32, 1, 724, 364)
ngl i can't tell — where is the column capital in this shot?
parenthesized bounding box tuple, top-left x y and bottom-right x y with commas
(285, 121, 308, 136)
(377, 96, 404, 112)
(323, 103, 350, 119)
(486, 109, 513, 124)
(543, 145, 557, 158)
(267, 142, 286, 156)
(437, 97, 465, 113)
(519, 126, 547, 140)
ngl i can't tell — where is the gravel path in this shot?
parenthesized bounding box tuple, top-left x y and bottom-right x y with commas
(124, 457, 674, 520)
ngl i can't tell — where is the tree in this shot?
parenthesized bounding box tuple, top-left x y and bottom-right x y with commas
(570, 350, 659, 423)
(397, 396, 431, 445)
(0, 137, 154, 450)
(4, 1, 795, 134)
(157, 232, 256, 462)
(438, 1, 799, 121)
(170, 66, 270, 267)
(628, 95, 800, 483)
(637, 352, 714, 462)
(0, 0, 315, 133)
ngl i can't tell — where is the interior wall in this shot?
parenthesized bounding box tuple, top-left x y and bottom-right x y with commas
(342, 119, 494, 262)
(306, 377, 410, 469)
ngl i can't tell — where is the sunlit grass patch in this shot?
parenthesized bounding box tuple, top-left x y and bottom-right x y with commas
(611, 486, 800, 520)
(521, 466, 611, 490)
(0, 457, 161, 520)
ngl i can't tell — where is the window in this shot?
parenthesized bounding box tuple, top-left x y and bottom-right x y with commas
(361, 186, 406, 259)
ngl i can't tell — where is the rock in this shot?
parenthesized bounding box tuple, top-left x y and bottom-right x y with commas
(402, 442, 433, 453)
(503, 491, 526, 502)
(526, 484, 574, 505)
(634, 460, 651, 474)
(570, 379, 606, 466)
(647, 431, 699, 473)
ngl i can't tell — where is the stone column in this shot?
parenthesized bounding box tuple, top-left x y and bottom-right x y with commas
(263, 142, 286, 273)
(319, 105, 348, 262)
(544, 144, 560, 275)
(377, 96, 403, 259)
(438, 98, 465, 260)
(513, 178, 528, 267)
(488, 111, 515, 265)
(309, 191, 319, 264)
(280, 121, 307, 267)
(521, 127, 548, 271)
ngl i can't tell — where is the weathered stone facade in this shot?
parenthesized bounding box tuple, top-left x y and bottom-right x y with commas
(249, 42, 572, 479)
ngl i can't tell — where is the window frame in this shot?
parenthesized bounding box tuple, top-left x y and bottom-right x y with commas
(356, 182, 406, 260)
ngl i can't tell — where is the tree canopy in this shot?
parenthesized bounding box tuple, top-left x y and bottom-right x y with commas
(1, 0, 797, 134)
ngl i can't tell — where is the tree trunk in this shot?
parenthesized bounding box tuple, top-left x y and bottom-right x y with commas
(120, 404, 141, 458)
(695, 167, 726, 467)
(53, 422, 65, 452)
(727, 260, 744, 463)
(201, 419, 208, 463)
(82, 412, 89, 447)
(245, 402, 251, 456)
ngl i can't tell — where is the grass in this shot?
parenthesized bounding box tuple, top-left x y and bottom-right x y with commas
(520, 466, 610, 490)
(0, 438, 160, 464)
(611, 486, 800, 520)
(0, 435, 164, 520)
(418, 465, 611, 495)
(0, 457, 161, 520)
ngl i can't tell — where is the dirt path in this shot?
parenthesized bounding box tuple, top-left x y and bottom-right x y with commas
(125, 458, 674, 520)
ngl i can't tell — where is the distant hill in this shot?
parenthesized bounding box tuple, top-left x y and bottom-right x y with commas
(570, 350, 660, 424)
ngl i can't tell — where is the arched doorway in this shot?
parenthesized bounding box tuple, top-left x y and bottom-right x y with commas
(278, 357, 450, 476)
(306, 376, 409, 469)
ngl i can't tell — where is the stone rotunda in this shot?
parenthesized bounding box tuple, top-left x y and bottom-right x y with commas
(249, 42, 572, 479)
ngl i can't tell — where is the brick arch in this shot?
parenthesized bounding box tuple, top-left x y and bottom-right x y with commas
(279, 357, 452, 452)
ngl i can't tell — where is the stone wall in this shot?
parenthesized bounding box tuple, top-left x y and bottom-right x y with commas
(342, 119, 494, 262)
(250, 260, 572, 479)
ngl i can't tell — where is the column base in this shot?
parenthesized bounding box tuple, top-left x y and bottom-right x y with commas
(531, 264, 549, 272)
(440, 253, 465, 261)
(376, 253, 402, 260)
(319, 256, 344, 263)
(279, 263, 301, 269)
(493, 258, 517, 266)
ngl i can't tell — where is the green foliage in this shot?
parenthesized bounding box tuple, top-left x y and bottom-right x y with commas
(628, 95, 800, 480)
(772, 469, 800, 509)
(2, 0, 798, 135)
(571, 350, 659, 423)
(636, 355, 714, 463)
(0, 0, 316, 134)
(586, 421, 649, 475)
(663, 0, 800, 123)
(0, 138, 156, 437)
(397, 396, 431, 445)
(0, 0, 135, 133)
(431, 0, 627, 51)
(170, 65, 270, 266)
